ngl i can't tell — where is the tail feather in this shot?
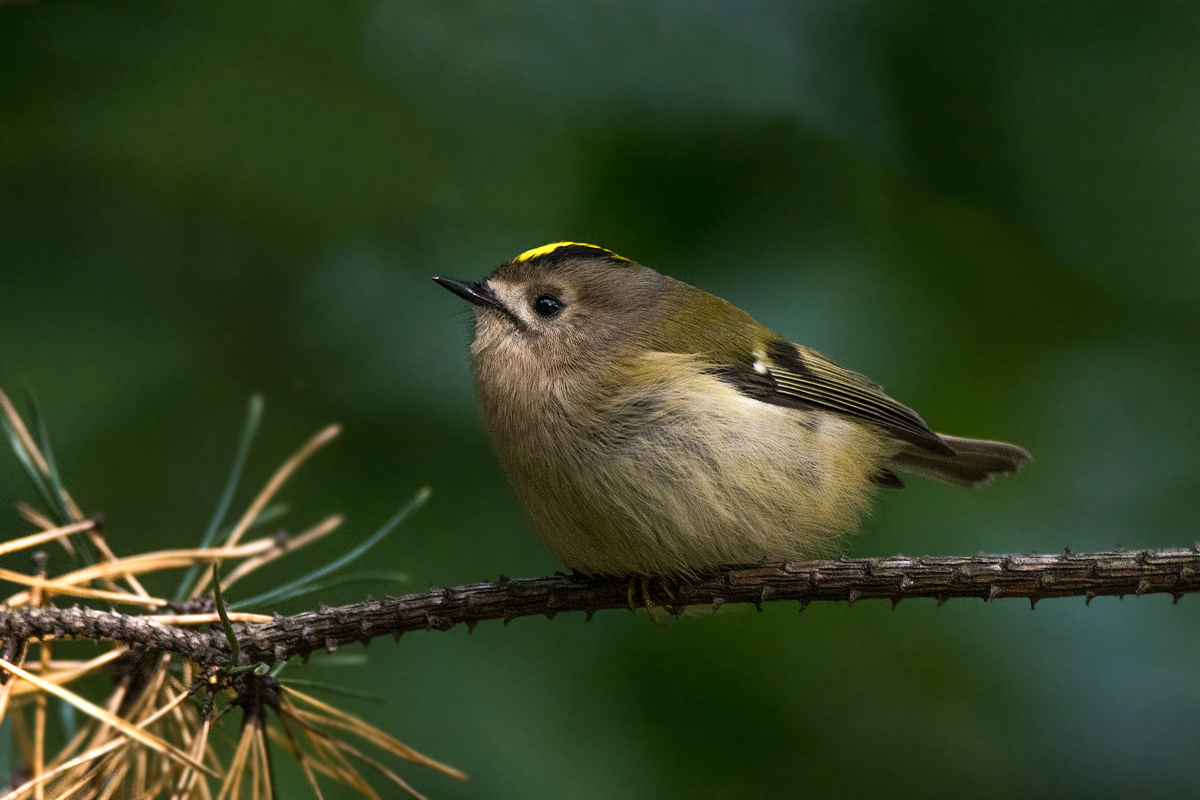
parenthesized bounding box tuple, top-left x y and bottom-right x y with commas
(890, 434, 1031, 488)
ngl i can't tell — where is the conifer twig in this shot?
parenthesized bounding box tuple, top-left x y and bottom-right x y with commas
(0, 547, 1195, 667)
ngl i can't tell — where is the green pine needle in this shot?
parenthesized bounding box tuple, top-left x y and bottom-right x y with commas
(212, 563, 241, 668)
(175, 395, 264, 601)
(232, 487, 430, 611)
(234, 570, 409, 609)
(1, 412, 60, 526)
(26, 393, 73, 527)
(27, 395, 92, 563)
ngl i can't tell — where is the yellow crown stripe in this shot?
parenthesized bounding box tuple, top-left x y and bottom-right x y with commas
(513, 242, 629, 263)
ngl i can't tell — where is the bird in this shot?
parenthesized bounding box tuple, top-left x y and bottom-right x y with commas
(435, 242, 1030, 577)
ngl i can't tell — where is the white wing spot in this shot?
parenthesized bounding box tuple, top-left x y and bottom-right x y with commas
(752, 348, 768, 374)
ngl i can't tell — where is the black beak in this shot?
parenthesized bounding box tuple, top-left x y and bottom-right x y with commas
(433, 277, 504, 312)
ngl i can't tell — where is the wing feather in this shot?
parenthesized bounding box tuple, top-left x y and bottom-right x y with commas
(709, 339, 954, 456)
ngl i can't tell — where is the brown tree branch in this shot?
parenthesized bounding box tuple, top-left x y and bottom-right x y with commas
(2, 548, 1197, 668)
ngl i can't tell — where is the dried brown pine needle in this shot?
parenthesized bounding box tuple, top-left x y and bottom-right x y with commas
(11, 648, 127, 696)
(0, 392, 456, 799)
(84, 531, 153, 600)
(2, 541, 287, 609)
(268, 720, 326, 800)
(16, 504, 59, 535)
(220, 514, 344, 591)
(1, 687, 200, 800)
(296, 722, 380, 800)
(0, 388, 85, 523)
(32, 651, 46, 800)
(192, 424, 342, 599)
(1, 736, 130, 800)
(15, 504, 79, 560)
(146, 613, 274, 626)
(0, 390, 52, 480)
(0, 519, 97, 558)
(170, 718, 213, 800)
(0, 568, 164, 608)
(215, 723, 259, 800)
(281, 688, 466, 780)
(0, 657, 214, 776)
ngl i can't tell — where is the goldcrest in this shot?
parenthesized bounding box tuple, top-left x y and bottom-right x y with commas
(435, 242, 1030, 576)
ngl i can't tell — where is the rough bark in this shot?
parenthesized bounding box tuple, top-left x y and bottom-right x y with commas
(1, 548, 1196, 668)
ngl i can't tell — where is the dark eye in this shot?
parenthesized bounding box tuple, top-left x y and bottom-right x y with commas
(532, 294, 563, 318)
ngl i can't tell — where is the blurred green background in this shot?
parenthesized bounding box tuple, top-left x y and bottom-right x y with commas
(2, 2, 1198, 798)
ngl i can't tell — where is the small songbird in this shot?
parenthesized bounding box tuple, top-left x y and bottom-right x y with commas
(435, 242, 1030, 577)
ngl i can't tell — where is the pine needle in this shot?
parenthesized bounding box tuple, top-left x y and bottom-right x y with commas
(191, 424, 342, 602)
(282, 687, 465, 780)
(220, 515, 343, 591)
(175, 396, 264, 602)
(0, 688, 196, 800)
(0, 568, 164, 608)
(146, 612, 274, 626)
(0, 520, 97, 559)
(233, 488, 428, 611)
(10, 648, 127, 696)
(0, 657, 215, 777)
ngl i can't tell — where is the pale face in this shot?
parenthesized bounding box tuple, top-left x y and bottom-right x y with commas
(470, 258, 669, 374)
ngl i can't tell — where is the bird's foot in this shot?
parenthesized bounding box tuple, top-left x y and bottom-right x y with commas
(625, 575, 683, 623)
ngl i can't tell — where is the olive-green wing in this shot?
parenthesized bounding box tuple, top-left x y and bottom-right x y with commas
(709, 339, 955, 456)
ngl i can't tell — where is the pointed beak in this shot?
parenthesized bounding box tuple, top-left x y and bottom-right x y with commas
(433, 277, 505, 313)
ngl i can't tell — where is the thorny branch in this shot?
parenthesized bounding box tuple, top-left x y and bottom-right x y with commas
(0, 547, 1197, 667)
